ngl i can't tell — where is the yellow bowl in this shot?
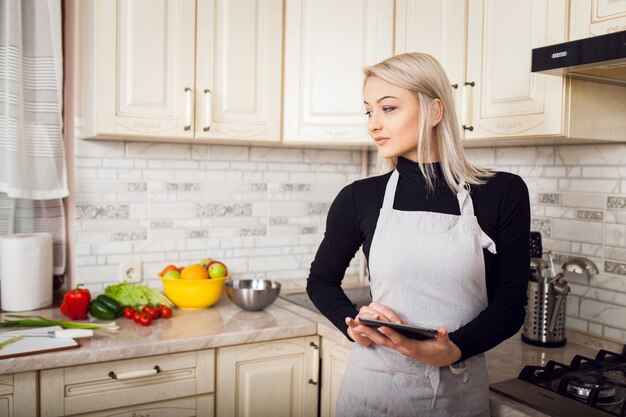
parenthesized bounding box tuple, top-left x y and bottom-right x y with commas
(160, 275, 227, 310)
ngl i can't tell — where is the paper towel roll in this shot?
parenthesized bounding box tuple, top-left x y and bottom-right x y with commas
(0, 233, 53, 311)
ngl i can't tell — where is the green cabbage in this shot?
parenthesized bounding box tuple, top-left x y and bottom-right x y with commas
(104, 282, 173, 309)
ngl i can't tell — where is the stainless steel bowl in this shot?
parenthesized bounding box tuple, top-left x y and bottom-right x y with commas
(226, 279, 281, 311)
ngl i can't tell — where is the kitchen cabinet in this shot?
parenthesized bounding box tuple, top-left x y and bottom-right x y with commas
(319, 338, 351, 417)
(80, 0, 283, 143)
(216, 336, 319, 417)
(0, 372, 37, 417)
(282, 0, 394, 145)
(396, 0, 567, 142)
(39, 350, 215, 416)
(570, 0, 626, 40)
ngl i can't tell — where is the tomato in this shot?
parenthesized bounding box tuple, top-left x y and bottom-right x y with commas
(148, 307, 160, 320)
(141, 305, 152, 315)
(123, 307, 136, 319)
(133, 311, 142, 323)
(159, 305, 173, 319)
(138, 312, 152, 326)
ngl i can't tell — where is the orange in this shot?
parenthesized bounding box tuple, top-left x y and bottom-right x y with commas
(160, 264, 178, 276)
(180, 264, 209, 280)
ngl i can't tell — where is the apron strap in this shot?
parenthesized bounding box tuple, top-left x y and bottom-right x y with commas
(457, 182, 498, 254)
(382, 170, 399, 209)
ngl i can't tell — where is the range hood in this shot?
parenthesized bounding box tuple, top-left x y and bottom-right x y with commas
(532, 30, 626, 84)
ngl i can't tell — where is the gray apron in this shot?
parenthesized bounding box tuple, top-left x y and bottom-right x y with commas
(336, 170, 496, 417)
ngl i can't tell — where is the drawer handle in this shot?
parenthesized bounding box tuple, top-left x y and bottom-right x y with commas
(108, 365, 161, 380)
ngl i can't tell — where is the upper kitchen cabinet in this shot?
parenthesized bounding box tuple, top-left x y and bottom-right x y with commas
(397, 0, 626, 145)
(395, 0, 567, 142)
(570, 0, 626, 40)
(282, 0, 394, 145)
(79, 0, 283, 143)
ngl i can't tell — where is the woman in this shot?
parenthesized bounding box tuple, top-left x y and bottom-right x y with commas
(307, 52, 530, 416)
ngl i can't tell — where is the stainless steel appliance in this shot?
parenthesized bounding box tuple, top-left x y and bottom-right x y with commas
(490, 345, 626, 417)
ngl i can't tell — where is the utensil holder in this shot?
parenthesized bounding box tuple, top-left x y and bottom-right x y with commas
(522, 280, 567, 347)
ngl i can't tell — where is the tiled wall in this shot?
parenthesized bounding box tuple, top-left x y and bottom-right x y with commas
(73, 139, 366, 292)
(74, 139, 626, 343)
(466, 144, 626, 343)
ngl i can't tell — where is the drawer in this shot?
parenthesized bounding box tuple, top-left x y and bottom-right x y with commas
(41, 350, 214, 416)
(76, 394, 214, 417)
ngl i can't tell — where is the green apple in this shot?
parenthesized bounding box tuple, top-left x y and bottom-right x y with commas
(200, 257, 213, 268)
(164, 270, 181, 279)
(207, 261, 227, 278)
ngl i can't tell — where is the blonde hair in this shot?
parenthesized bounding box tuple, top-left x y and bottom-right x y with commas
(363, 52, 493, 192)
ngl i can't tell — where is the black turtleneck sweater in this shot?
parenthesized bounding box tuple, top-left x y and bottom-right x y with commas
(307, 157, 530, 362)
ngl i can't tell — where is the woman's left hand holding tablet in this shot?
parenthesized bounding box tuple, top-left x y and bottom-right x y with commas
(346, 302, 462, 366)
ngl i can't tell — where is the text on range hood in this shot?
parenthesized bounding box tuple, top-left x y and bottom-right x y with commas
(532, 30, 626, 84)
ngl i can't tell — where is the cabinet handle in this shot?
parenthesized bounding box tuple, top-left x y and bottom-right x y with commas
(184, 87, 193, 131)
(203, 89, 212, 132)
(451, 83, 459, 89)
(308, 341, 319, 386)
(461, 81, 475, 132)
(109, 365, 161, 380)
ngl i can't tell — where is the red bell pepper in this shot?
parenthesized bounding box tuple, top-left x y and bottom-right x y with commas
(63, 284, 91, 320)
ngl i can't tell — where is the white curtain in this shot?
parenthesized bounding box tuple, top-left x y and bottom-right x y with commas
(0, 0, 67, 275)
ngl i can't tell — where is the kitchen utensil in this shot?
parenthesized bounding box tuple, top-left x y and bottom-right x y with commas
(530, 258, 550, 282)
(529, 232, 543, 258)
(226, 279, 281, 311)
(548, 277, 570, 333)
(562, 257, 599, 276)
(0, 329, 93, 339)
(160, 275, 227, 310)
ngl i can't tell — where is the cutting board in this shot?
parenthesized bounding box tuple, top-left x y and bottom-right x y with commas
(0, 326, 79, 359)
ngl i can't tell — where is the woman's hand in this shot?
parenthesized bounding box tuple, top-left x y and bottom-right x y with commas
(375, 325, 462, 367)
(346, 302, 462, 366)
(345, 302, 404, 348)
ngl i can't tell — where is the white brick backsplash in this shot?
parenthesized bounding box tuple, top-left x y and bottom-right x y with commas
(250, 147, 303, 162)
(69, 140, 626, 343)
(551, 219, 604, 244)
(588, 322, 604, 336)
(495, 147, 537, 165)
(581, 299, 626, 330)
(606, 223, 626, 247)
(126, 143, 191, 159)
(570, 178, 621, 193)
(604, 326, 626, 341)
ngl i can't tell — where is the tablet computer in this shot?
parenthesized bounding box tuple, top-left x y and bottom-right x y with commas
(358, 317, 438, 341)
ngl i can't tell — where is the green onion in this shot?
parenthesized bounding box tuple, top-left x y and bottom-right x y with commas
(0, 315, 119, 330)
(0, 335, 22, 350)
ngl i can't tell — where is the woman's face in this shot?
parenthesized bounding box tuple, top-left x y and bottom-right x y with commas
(363, 76, 421, 162)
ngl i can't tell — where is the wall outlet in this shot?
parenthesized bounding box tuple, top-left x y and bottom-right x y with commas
(118, 262, 143, 283)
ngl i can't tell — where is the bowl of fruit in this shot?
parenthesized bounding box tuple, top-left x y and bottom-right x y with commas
(159, 258, 229, 310)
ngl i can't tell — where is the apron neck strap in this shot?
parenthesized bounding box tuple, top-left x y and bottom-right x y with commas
(456, 182, 474, 216)
(382, 170, 399, 209)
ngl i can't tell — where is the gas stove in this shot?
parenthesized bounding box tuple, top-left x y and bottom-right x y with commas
(490, 345, 626, 417)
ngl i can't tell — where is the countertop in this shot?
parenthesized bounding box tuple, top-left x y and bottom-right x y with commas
(1, 288, 624, 417)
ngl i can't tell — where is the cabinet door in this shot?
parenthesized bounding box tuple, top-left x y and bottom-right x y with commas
(394, 0, 466, 131)
(0, 372, 37, 417)
(195, 0, 283, 141)
(570, 0, 626, 40)
(216, 336, 319, 417)
(464, 0, 567, 141)
(86, 0, 196, 138)
(283, 0, 394, 145)
(319, 339, 351, 417)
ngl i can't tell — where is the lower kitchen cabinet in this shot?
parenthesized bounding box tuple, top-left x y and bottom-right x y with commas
(0, 372, 37, 417)
(319, 338, 352, 417)
(39, 350, 215, 417)
(216, 336, 320, 417)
